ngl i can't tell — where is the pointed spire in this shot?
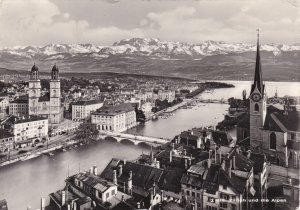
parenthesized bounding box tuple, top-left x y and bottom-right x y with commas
(251, 29, 264, 95)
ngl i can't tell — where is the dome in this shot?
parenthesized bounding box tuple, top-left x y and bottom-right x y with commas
(52, 64, 59, 72)
(31, 64, 39, 72)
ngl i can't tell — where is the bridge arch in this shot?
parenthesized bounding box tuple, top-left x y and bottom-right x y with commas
(119, 138, 135, 145)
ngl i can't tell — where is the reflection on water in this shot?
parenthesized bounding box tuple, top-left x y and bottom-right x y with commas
(0, 141, 149, 210)
(126, 103, 229, 139)
(0, 81, 299, 210)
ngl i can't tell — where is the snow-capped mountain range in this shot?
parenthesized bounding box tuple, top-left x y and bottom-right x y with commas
(0, 38, 299, 58)
(0, 38, 299, 81)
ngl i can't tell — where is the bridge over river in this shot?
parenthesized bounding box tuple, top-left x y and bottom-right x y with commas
(99, 131, 171, 146)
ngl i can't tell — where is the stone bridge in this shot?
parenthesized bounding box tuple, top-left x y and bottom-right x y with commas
(99, 131, 171, 146)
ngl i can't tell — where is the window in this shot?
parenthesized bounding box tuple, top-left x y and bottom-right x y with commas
(192, 192, 195, 197)
(112, 189, 115, 195)
(270, 132, 276, 150)
(254, 103, 259, 112)
(232, 204, 236, 210)
(291, 133, 295, 140)
(207, 197, 215, 203)
(186, 190, 190, 196)
(106, 192, 110, 199)
(220, 202, 227, 208)
(223, 185, 227, 190)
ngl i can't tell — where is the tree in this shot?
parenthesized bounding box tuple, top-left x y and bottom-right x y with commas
(75, 123, 99, 143)
(135, 104, 146, 124)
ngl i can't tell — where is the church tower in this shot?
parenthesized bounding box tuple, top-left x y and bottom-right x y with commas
(49, 64, 61, 124)
(249, 30, 267, 150)
(28, 64, 41, 115)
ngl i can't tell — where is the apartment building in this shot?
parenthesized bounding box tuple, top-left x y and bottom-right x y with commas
(72, 99, 103, 122)
(91, 103, 136, 132)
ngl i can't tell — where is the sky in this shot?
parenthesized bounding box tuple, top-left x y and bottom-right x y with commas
(0, 0, 299, 47)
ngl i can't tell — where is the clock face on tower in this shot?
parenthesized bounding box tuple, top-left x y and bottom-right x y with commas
(251, 93, 262, 102)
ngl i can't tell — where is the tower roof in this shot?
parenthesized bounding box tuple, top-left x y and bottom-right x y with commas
(251, 29, 264, 95)
(31, 64, 39, 72)
(52, 64, 59, 72)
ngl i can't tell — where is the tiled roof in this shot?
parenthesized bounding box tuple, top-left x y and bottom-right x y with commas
(73, 99, 103, 106)
(203, 164, 246, 194)
(11, 96, 28, 103)
(249, 153, 265, 174)
(211, 131, 233, 146)
(94, 103, 134, 116)
(181, 173, 203, 188)
(101, 159, 166, 191)
(0, 129, 13, 139)
(74, 172, 115, 193)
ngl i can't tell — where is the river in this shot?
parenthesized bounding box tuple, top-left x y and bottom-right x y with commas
(0, 81, 299, 210)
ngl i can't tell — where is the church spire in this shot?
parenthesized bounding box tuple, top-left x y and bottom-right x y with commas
(251, 29, 264, 95)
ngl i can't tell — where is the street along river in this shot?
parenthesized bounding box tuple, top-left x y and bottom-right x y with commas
(0, 81, 298, 210)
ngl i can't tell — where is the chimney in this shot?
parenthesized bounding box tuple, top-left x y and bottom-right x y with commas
(185, 158, 188, 169)
(208, 150, 212, 168)
(128, 171, 133, 195)
(233, 156, 236, 169)
(137, 202, 140, 209)
(118, 165, 123, 177)
(61, 190, 66, 206)
(161, 190, 164, 201)
(41, 197, 45, 210)
(188, 158, 192, 166)
(89, 167, 93, 174)
(169, 150, 172, 163)
(247, 150, 251, 159)
(171, 143, 175, 151)
(183, 149, 187, 156)
(236, 147, 240, 154)
(221, 160, 225, 170)
(214, 143, 217, 163)
(93, 166, 98, 176)
(156, 160, 160, 169)
(67, 205, 71, 210)
(124, 159, 126, 165)
(153, 182, 156, 196)
(72, 201, 77, 210)
(113, 170, 117, 185)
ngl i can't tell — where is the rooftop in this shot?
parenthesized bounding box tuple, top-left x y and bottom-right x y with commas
(93, 103, 134, 116)
(0, 129, 13, 139)
(73, 99, 103, 106)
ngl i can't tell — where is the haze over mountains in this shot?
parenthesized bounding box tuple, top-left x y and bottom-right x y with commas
(1, 38, 299, 81)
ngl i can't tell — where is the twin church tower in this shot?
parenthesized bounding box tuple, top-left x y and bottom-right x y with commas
(28, 64, 63, 124)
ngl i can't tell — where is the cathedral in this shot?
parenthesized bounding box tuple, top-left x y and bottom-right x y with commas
(237, 33, 300, 168)
(28, 64, 64, 124)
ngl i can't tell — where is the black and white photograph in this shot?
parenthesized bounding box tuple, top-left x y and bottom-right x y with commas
(0, 0, 299, 209)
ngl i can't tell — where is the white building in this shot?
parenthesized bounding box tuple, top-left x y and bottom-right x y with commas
(141, 102, 153, 118)
(157, 90, 176, 102)
(9, 97, 28, 116)
(72, 100, 103, 122)
(91, 103, 136, 132)
(0, 98, 9, 110)
(9, 115, 48, 148)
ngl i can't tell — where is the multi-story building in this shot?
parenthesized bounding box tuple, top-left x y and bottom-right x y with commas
(28, 64, 63, 124)
(91, 103, 136, 132)
(237, 34, 300, 169)
(72, 100, 103, 122)
(8, 115, 48, 148)
(0, 129, 14, 153)
(9, 97, 28, 116)
(157, 90, 176, 102)
(0, 98, 9, 110)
